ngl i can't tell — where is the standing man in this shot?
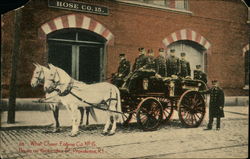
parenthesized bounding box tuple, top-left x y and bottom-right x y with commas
(155, 48, 167, 77)
(194, 64, 207, 83)
(166, 49, 179, 77)
(202, 80, 225, 130)
(178, 52, 191, 78)
(112, 53, 131, 87)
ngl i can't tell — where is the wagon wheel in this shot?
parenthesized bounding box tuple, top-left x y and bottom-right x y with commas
(162, 100, 174, 123)
(136, 97, 163, 131)
(178, 90, 206, 128)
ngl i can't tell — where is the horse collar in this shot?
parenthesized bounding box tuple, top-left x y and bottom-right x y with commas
(58, 78, 74, 96)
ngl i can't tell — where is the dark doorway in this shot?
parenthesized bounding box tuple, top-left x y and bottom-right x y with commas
(47, 28, 106, 83)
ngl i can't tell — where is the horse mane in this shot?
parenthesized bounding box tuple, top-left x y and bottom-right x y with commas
(53, 65, 72, 85)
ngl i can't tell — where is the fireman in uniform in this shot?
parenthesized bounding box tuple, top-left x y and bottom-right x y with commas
(132, 47, 148, 71)
(166, 49, 179, 77)
(194, 64, 207, 83)
(155, 48, 167, 77)
(111, 53, 131, 87)
(178, 52, 191, 78)
(123, 48, 148, 91)
(202, 80, 225, 130)
(145, 49, 156, 70)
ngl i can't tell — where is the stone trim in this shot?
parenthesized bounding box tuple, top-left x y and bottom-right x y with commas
(38, 14, 114, 45)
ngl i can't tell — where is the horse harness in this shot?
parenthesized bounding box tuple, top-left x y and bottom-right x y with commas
(55, 78, 123, 115)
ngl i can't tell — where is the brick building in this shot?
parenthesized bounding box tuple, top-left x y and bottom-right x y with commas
(1, 0, 249, 98)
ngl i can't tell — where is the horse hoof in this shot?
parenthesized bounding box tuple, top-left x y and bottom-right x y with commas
(101, 132, 108, 136)
(52, 128, 60, 133)
(108, 132, 115, 136)
(69, 132, 79, 137)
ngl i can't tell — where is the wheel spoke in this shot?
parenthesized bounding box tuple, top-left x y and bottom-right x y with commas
(194, 113, 202, 120)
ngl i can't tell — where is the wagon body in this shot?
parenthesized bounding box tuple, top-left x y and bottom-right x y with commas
(118, 73, 207, 131)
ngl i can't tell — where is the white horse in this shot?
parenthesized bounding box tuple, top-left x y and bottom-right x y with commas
(43, 64, 122, 136)
(30, 63, 92, 132)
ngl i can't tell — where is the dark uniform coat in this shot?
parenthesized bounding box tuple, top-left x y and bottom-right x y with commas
(132, 54, 148, 71)
(117, 59, 131, 78)
(166, 56, 179, 77)
(202, 87, 225, 118)
(145, 56, 156, 71)
(178, 59, 191, 77)
(155, 56, 167, 77)
(194, 70, 207, 83)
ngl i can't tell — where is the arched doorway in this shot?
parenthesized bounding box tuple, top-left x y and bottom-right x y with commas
(47, 28, 106, 83)
(167, 40, 206, 78)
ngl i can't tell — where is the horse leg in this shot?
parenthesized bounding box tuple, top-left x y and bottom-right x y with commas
(70, 107, 81, 137)
(78, 107, 84, 126)
(86, 107, 90, 126)
(52, 105, 60, 132)
(102, 112, 111, 135)
(109, 114, 117, 136)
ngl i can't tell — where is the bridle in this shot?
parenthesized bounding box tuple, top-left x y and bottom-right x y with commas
(46, 68, 75, 96)
(45, 68, 61, 93)
(33, 67, 44, 86)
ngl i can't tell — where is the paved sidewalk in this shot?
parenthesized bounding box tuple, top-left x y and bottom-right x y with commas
(0, 106, 248, 159)
(1, 106, 248, 128)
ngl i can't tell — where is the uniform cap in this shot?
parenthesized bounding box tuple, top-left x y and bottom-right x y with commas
(119, 53, 125, 57)
(196, 65, 201, 69)
(180, 52, 186, 56)
(212, 80, 218, 84)
(159, 48, 164, 52)
(170, 49, 175, 53)
(138, 47, 145, 51)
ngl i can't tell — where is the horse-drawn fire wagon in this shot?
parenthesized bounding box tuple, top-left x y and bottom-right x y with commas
(115, 70, 207, 131)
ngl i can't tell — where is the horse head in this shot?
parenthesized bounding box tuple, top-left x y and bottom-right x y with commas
(31, 63, 45, 88)
(44, 63, 71, 94)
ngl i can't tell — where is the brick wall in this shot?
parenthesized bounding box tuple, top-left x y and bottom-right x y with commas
(1, 0, 249, 97)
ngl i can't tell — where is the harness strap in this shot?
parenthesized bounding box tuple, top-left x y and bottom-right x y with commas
(69, 91, 124, 115)
(58, 78, 74, 96)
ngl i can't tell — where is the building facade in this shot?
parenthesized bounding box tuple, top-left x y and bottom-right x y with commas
(1, 0, 249, 98)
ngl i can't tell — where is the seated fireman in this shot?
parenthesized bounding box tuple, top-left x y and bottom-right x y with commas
(193, 64, 207, 84)
(125, 48, 158, 92)
(178, 52, 191, 78)
(155, 48, 167, 77)
(123, 47, 148, 91)
(166, 48, 179, 77)
(112, 53, 131, 87)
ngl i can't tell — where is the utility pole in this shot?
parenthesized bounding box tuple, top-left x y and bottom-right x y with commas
(7, 8, 22, 123)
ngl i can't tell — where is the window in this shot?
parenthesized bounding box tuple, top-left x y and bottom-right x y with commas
(120, 0, 188, 11)
(175, 0, 188, 10)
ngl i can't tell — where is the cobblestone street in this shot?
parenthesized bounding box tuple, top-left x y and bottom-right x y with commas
(0, 106, 248, 158)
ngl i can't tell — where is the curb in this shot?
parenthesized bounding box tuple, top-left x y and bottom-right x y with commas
(1, 96, 249, 111)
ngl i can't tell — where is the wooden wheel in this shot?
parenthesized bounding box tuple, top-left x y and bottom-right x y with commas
(136, 97, 163, 131)
(162, 100, 174, 122)
(178, 91, 206, 128)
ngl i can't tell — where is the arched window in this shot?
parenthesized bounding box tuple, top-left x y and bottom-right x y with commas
(47, 28, 106, 84)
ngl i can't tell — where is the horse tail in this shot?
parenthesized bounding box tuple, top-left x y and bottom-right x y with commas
(114, 85, 122, 123)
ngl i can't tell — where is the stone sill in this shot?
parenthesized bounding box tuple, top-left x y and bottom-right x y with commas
(116, 0, 193, 15)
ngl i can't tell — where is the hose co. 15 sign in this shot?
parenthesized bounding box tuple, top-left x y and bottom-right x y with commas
(48, 0, 109, 16)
